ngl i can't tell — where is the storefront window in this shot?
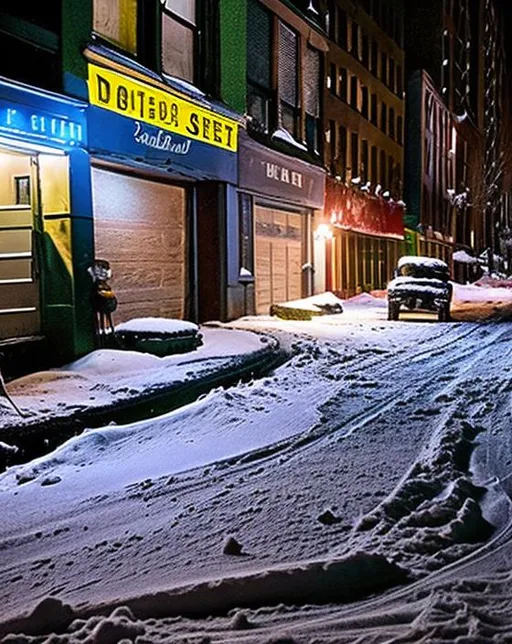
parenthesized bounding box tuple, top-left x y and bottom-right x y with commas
(93, 0, 137, 54)
(161, 0, 196, 82)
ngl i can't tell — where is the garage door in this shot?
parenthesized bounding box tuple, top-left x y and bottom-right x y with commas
(92, 167, 186, 323)
(255, 205, 303, 315)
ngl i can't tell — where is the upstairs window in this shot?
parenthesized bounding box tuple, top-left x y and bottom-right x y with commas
(371, 93, 378, 124)
(381, 101, 387, 133)
(350, 75, 358, 110)
(161, 0, 196, 82)
(339, 67, 348, 101)
(337, 9, 348, 48)
(304, 46, 321, 154)
(351, 21, 359, 59)
(278, 21, 299, 137)
(381, 51, 388, 85)
(93, 0, 137, 54)
(247, 0, 273, 132)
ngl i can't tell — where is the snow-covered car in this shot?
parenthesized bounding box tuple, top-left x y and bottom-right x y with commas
(387, 256, 453, 321)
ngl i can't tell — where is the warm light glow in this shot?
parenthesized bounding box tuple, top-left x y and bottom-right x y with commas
(0, 136, 65, 156)
(315, 223, 333, 240)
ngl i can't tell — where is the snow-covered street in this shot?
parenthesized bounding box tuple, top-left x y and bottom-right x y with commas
(2, 299, 512, 642)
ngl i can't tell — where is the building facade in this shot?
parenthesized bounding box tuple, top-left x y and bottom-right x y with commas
(220, 0, 327, 316)
(0, 3, 94, 374)
(404, 0, 510, 277)
(321, 0, 406, 296)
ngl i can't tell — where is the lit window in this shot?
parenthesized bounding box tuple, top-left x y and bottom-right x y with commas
(162, 0, 196, 82)
(93, 0, 137, 54)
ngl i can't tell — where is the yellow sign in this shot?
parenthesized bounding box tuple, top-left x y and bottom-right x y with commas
(88, 64, 238, 153)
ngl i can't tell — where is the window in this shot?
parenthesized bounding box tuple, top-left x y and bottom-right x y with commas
(389, 107, 395, 139)
(371, 145, 378, 182)
(351, 132, 359, 180)
(371, 38, 378, 74)
(371, 93, 378, 124)
(161, 0, 196, 81)
(389, 58, 395, 93)
(388, 156, 394, 190)
(247, 0, 272, 133)
(397, 64, 403, 95)
(380, 149, 386, 186)
(397, 115, 403, 144)
(329, 62, 337, 94)
(329, 120, 337, 170)
(351, 21, 360, 59)
(327, 0, 336, 40)
(338, 125, 347, 180)
(361, 140, 369, 182)
(0, 32, 61, 92)
(93, 0, 137, 54)
(381, 101, 387, 133)
(362, 34, 369, 67)
(278, 21, 299, 137)
(338, 9, 348, 48)
(381, 52, 387, 85)
(339, 68, 347, 101)
(239, 193, 254, 276)
(304, 47, 321, 154)
(350, 76, 358, 110)
(361, 86, 369, 118)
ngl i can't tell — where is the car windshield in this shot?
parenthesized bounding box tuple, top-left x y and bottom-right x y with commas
(396, 257, 450, 281)
(397, 264, 449, 280)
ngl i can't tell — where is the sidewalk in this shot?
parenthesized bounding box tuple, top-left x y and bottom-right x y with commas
(0, 325, 286, 468)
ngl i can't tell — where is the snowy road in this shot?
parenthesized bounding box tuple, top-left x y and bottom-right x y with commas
(1, 313, 512, 642)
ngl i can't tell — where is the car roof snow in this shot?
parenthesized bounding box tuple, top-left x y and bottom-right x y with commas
(397, 256, 449, 270)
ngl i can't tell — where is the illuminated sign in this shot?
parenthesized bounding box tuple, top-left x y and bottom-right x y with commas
(88, 64, 238, 153)
(0, 101, 85, 147)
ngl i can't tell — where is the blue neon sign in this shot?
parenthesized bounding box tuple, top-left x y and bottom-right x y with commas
(0, 100, 85, 148)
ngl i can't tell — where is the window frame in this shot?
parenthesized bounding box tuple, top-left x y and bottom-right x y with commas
(92, 0, 139, 57)
(161, 0, 198, 83)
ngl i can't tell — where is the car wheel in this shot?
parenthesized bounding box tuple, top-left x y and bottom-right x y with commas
(388, 301, 400, 321)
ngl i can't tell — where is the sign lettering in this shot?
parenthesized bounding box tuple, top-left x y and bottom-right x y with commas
(0, 105, 84, 146)
(264, 162, 303, 189)
(133, 121, 192, 154)
(88, 64, 238, 153)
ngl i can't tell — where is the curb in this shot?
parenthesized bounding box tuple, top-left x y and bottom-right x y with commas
(0, 342, 289, 471)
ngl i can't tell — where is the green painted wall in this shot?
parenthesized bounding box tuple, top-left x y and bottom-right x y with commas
(62, 0, 92, 98)
(220, 0, 247, 114)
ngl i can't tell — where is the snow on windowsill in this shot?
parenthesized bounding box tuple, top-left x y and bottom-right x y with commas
(271, 128, 308, 152)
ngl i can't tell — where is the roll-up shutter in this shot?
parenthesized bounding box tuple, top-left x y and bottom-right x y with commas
(255, 205, 303, 315)
(247, 0, 271, 88)
(92, 167, 186, 323)
(278, 22, 298, 107)
(304, 47, 320, 117)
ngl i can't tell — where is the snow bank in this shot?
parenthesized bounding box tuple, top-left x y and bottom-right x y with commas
(115, 317, 199, 334)
(273, 292, 344, 313)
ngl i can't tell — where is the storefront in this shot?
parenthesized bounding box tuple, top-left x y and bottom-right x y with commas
(324, 178, 405, 297)
(238, 132, 325, 316)
(0, 77, 91, 371)
(86, 51, 239, 324)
